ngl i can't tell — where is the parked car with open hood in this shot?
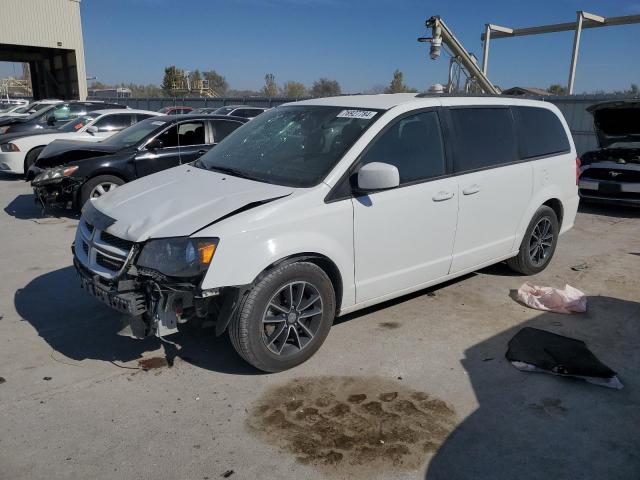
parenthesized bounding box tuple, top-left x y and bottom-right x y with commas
(31, 114, 247, 209)
(0, 101, 124, 136)
(69, 94, 579, 372)
(578, 100, 640, 206)
(1, 109, 159, 176)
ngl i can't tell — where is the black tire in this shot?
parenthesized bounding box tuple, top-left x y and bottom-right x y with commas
(228, 261, 336, 372)
(507, 205, 559, 275)
(23, 146, 44, 178)
(79, 175, 125, 208)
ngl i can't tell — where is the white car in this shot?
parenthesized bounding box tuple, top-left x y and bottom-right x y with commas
(0, 109, 159, 175)
(72, 94, 579, 372)
(0, 99, 62, 119)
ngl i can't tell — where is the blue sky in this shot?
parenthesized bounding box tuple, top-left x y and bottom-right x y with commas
(3, 0, 640, 93)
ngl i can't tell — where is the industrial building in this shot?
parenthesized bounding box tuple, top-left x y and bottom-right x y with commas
(0, 0, 87, 100)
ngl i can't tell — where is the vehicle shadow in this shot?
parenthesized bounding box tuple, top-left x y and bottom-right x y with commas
(424, 295, 640, 480)
(14, 266, 260, 375)
(4, 194, 80, 220)
(578, 201, 640, 219)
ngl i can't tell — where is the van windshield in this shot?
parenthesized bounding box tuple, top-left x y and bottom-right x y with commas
(195, 105, 380, 187)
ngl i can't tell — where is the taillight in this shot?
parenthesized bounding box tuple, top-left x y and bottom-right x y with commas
(575, 156, 581, 185)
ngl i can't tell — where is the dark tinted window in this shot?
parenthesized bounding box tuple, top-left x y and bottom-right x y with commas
(209, 120, 242, 143)
(450, 107, 517, 172)
(361, 111, 445, 184)
(94, 114, 133, 132)
(514, 106, 570, 158)
(157, 121, 206, 148)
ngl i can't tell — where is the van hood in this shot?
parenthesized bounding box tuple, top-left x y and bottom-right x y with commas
(588, 100, 640, 148)
(88, 164, 294, 241)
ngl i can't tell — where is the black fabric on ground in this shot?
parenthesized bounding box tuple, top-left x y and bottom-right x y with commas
(505, 327, 616, 378)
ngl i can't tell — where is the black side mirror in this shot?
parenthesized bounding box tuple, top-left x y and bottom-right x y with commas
(146, 138, 164, 150)
(46, 115, 56, 126)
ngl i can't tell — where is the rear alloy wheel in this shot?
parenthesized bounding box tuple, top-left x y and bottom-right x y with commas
(229, 261, 336, 372)
(79, 175, 124, 208)
(507, 205, 559, 275)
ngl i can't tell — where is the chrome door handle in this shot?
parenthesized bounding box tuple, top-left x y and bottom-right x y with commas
(462, 184, 481, 195)
(432, 191, 455, 202)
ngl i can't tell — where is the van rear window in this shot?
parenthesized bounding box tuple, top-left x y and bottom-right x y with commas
(513, 106, 570, 158)
(449, 107, 518, 173)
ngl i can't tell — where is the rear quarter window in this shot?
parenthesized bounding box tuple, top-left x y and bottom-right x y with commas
(513, 106, 570, 158)
(449, 107, 518, 173)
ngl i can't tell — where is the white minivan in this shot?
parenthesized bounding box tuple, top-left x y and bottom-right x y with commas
(73, 94, 579, 372)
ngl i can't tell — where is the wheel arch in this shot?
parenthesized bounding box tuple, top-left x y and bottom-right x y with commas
(23, 145, 46, 171)
(253, 252, 344, 315)
(542, 197, 564, 229)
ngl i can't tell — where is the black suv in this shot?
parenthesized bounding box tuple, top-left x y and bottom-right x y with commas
(0, 101, 125, 136)
(31, 114, 248, 210)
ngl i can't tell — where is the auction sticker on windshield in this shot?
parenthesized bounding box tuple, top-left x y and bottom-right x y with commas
(337, 110, 377, 120)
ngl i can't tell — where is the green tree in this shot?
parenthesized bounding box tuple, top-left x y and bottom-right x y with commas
(547, 84, 568, 95)
(262, 73, 278, 97)
(385, 69, 416, 93)
(310, 78, 341, 97)
(161, 66, 182, 97)
(203, 70, 228, 96)
(282, 81, 307, 98)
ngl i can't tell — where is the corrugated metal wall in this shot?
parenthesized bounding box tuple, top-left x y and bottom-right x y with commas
(89, 93, 640, 155)
(0, 0, 87, 99)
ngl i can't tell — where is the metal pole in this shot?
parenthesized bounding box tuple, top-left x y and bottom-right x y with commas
(482, 24, 491, 75)
(568, 11, 584, 94)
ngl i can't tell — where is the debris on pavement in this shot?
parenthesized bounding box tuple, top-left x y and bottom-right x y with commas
(516, 282, 587, 314)
(137, 357, 169, 370)
(571, 263, 589, 271)
(222, 470, 235, 478)
(0, 376, 5, 384)
(42, 376, 52, 381)
(506, 327, 623, 389)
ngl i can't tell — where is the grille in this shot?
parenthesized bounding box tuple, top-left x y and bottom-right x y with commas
(96, 252, 125, 271)
(582, 168, 640, 183)
(75, 214, 135, 279)
(100, 231, 134, 251)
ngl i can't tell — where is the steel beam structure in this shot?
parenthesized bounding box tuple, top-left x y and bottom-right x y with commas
(480, 12, 640, 94)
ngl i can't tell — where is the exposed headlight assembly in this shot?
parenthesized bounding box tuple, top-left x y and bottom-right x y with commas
(33, 165, 79, 184)
(0, 143, 19, 152)
(137, 237, 219, 277)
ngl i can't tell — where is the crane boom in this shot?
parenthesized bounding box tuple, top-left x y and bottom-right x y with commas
(420, 16, 499, 95)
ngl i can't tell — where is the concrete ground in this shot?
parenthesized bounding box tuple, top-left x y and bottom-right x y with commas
(0, 173, 638, 480)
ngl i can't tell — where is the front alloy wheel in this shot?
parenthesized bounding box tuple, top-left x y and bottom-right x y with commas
(262, 281, 323, 356)
(228, 261, 336, 372)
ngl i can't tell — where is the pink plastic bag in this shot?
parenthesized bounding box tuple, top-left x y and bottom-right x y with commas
(516, 282, 587, 314)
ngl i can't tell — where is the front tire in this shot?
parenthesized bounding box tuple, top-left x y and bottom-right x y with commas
(79, 175, 124, 208)
(507, 205, 559, 275)
(228, 261, 336, 372)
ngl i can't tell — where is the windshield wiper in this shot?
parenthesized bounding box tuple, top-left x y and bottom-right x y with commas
(207, 165, 260, 181)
